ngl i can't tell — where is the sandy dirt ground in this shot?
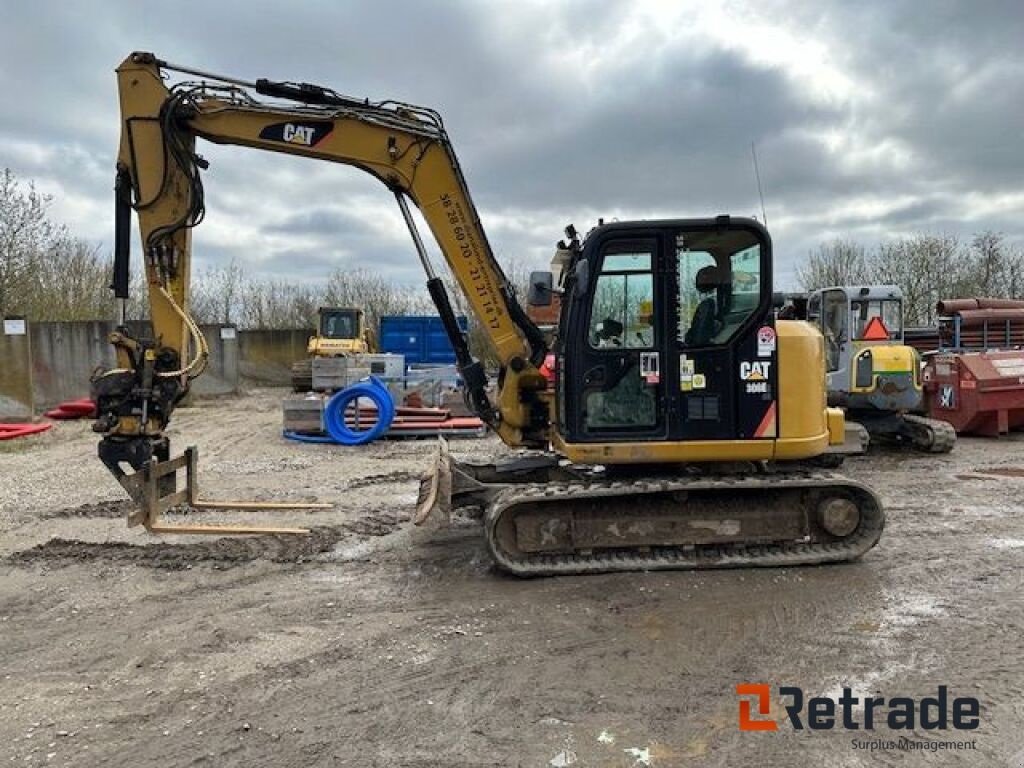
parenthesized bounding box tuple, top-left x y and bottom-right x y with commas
(1, 388, 1022, 767)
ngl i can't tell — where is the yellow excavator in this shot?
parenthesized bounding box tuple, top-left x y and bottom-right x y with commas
(91, 52, 883, 575)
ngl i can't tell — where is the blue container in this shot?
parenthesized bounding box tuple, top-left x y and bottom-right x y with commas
(379, 315, 468, 366)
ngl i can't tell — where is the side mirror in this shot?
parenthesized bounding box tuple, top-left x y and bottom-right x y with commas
(527, 271, 553, 307)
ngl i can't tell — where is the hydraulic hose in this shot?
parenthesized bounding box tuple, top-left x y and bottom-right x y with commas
(283, 377, 395, 447)
(0, 423, 52, 440)
(154, 285, 209, 380)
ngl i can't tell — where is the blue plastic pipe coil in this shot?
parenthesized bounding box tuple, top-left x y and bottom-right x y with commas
(284, 376, 395, 446)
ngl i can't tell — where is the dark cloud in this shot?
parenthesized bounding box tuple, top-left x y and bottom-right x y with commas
(264, 208, 380, 238)
(471, 49, 839, 214)
(0, 0, 1020, 291)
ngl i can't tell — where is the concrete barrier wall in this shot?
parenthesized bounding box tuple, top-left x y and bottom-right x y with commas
(192, 325, 239, 397)
(1, 320, 241, 414)
(1, 320, 316, 415)
(0, 317, 33, 420)
(237, 329, 312, 385)
(30, 321, 115, 410)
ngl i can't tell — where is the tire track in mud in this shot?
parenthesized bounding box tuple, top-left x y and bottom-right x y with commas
(9, 502, 406, 569)
(39, 499, 134, 519)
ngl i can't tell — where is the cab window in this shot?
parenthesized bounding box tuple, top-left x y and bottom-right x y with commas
(322, 312, 356, 339)
(588, 244, 655, 350)
(676, 234, 763, 347)
(851, 299, 902, 340)
(821, 290, 847, 371)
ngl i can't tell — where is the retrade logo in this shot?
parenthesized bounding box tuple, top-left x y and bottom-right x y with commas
(736, 684, 980, 732)
(258, 120, 333, 148)
(737, 683, 777, 731)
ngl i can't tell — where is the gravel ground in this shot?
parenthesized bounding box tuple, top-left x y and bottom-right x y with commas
(1, 388, 1022, 767)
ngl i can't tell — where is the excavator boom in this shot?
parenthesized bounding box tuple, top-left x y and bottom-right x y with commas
(99, 52, 548, 458)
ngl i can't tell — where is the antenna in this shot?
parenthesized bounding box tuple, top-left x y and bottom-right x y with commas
(751, 142, 768, 228)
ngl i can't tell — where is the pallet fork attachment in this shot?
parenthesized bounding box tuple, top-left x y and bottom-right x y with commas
(108, 445, 327, 534)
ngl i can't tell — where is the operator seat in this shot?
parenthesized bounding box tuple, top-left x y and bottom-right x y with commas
(684, 265, 726, 346)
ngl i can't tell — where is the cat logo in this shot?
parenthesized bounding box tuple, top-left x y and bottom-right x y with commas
(258, 120, 333, 148)
(740, 361, 771, 381)
(740, 361, 771, 395)
(283, 124, 316, 145)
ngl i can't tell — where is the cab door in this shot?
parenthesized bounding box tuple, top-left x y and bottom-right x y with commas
(563, 233, 668, 442)
(811, 288, 851, 393)
(669, 224, 774, 441)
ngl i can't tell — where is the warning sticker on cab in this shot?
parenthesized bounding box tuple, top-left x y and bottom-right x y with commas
(757, 326, 776, 357)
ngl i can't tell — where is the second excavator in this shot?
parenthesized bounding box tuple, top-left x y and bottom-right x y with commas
(802, 286, 955, 453)
(92, 52, 884, 576)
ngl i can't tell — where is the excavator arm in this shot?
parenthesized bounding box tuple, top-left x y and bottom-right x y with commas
(95, 52, 550, 490)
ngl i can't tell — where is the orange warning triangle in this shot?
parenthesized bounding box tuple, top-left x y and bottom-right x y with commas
(861, 316, 889, 340)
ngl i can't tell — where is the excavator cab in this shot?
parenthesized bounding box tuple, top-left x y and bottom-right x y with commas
(807, 286, 914, 410)
(550, 218, 804, 458)
(435, 218, 885, 575)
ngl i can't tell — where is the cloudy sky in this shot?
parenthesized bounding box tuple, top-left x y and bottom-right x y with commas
(1, 0, 1021, 288)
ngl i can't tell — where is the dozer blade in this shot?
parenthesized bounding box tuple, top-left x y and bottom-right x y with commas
(415, 437, 453, 524)
(416, 439, 570, 525)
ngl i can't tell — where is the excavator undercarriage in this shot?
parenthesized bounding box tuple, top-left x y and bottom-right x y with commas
(850, 411, 957, 453)
(417, 439, 884, 576)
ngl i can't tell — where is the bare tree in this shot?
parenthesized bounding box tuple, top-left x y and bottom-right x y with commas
(968, 231, 1010, 297)
(124, 268, 151, 321)
(238, 278, 323, 329)
(0, 168, 66, 316)
(798, 231, 1024, 327)
(869, 234, 965, 325)
(22, 238, 118, 321)
(796, 239, 870, 290)
(325, 268, 432, 334)
(190, 259, 245, 325)
(1002, 246, 1024, 299)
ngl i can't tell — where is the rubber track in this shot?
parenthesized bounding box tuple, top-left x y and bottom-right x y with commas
(484, 471, 884, 576)
(903, 413, 957, 454)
